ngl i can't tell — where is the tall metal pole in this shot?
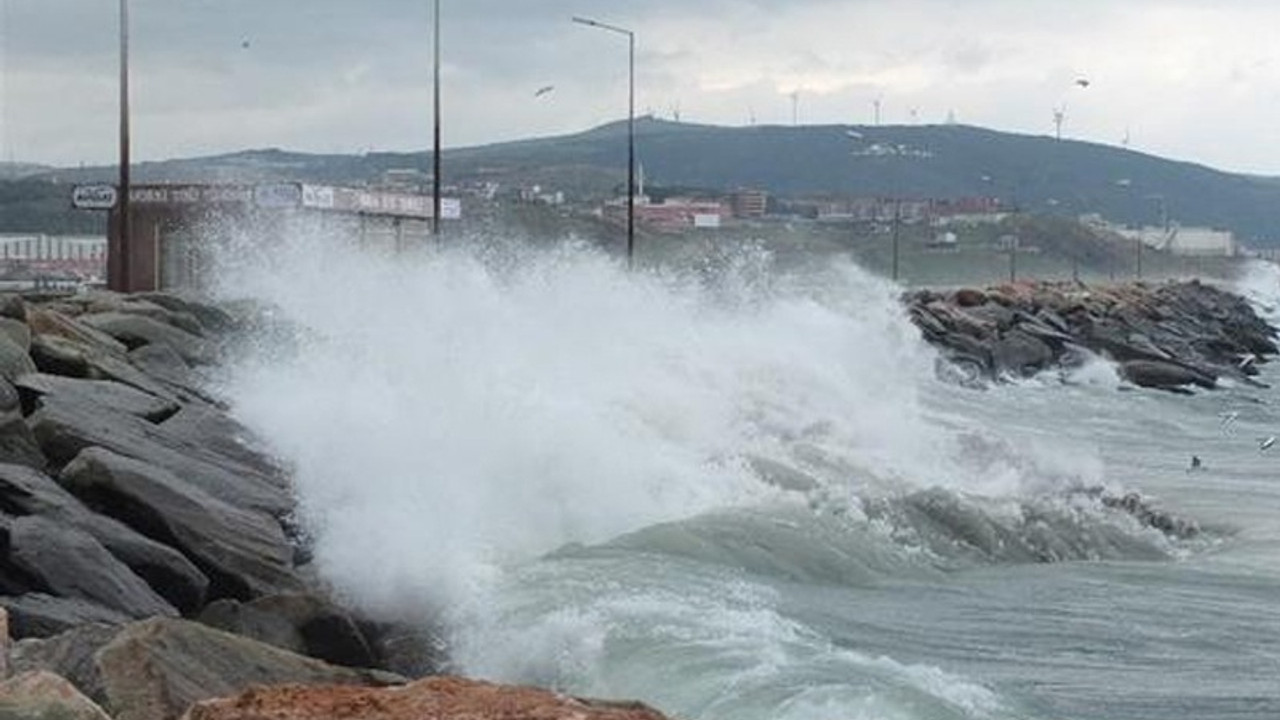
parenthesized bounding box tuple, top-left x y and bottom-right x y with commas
(891, 198, 900, 281)
(118, 0, 131, 292)
(572, 16, 635, 266)
(431, 0, 441, 236)
(626, 30, 635, 265)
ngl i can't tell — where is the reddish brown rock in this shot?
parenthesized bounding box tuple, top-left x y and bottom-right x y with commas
(180, 676, 675, 720)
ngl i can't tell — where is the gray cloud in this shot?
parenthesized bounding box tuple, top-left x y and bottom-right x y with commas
(2, 0, 1280, 173)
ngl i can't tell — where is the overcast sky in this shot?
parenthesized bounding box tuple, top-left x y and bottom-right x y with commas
(2, 0, 1279, 174)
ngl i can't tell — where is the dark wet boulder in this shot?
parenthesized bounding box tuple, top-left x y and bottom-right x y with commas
(0, 333, 37, 382)
(158, 405, 279, 480)
(0, 463, 209, 614)
(29, 334, 93, 378)
(952, 288, 987, 307)
(198, 594, 377, 670)
(0, 316, 32, 352)
(991, 329, 1055, 376)
(1120, 360, 1216, 390)
(5, 516, 178, 620)
(30, 394, 291, 516)
(0, 595, 133, 641)
(59, 447, 303, 601)
(78, 312, 215, 366)
(15, 373, 180, 422)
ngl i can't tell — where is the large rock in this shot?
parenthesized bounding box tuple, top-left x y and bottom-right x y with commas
(198, 594, 375, 670)
(80, 296, 206, 338)
(29, 334, 92, 379)
(59, 448, 303, 601)
(78, 313, 215, 366)
(30, 395, 292, 516)
(25, 309, 128, 359)
(0, 379, 45, 469)
(15, 373, 180, 422)
(0, 671, 114, 720)
(133, 293, 237, 335)
(0, 317, 32, 352)
(127, 345, 220, 406)
(0, 463, 209, 614)
(179, 676, 672, 720)
(96, 618, 401, 720)
(1, 606, 8, 678)
(159, 405, 279, 480)
(0, 595, 132, 641)
(991, 329, 1056, 376)
(8, 624, 121, 704)
(0, 332, 37, 382)
(6, 516, 177, 620)
(1121, 359, 1216, 390)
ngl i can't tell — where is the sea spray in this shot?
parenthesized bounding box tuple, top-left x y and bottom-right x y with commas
(210, 232, 955, 609)
(203, 230, 1280, 719)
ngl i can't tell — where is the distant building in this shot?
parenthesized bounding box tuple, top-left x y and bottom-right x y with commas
(0, 233, 107, 289)
(1168, 227, 1237, 256)
(730, 189, 768, 218)
(604, 197, 730, 232)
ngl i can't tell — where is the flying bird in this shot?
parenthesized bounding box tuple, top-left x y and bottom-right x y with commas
(241, 39, 251, 49)
(534, 85, 555, 98)
(1239, 353, 1258, 371)
(1260, 436, 1276, 452)
(1075, 78, 1091, 88)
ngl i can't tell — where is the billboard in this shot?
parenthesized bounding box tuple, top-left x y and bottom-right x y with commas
(71, 184, 119, 210)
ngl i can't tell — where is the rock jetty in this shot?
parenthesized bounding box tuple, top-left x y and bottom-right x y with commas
(0, 289, 680, 720)
(906, 279, 1278, 391)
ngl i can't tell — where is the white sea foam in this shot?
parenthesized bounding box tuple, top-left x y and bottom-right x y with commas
(211, 232, 956, 612)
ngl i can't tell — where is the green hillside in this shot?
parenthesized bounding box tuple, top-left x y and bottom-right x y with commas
(5, 119, 1280, 245)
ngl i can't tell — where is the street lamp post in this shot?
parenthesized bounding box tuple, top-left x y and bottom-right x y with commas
(117, 0, 131, 291)
(572, 16, 634, 265)
(432, 0, 441, 237)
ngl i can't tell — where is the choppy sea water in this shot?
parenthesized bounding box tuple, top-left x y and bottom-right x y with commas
(213, 234, 1280, 720)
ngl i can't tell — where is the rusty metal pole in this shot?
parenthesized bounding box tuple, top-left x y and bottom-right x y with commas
(117, 0, 132, 291)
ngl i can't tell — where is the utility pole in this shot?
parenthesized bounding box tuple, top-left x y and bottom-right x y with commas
(891, 198, 901, 281)
(431, 0, 442, 237)
(117, 0, 132, 292)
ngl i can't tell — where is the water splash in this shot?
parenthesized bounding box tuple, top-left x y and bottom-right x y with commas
(212, 232, 946, 613)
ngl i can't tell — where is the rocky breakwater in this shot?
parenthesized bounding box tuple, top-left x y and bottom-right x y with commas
(906, 279, 1278, 391)
(0, 290, 678, 720)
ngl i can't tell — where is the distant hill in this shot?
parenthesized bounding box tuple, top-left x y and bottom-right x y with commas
(0, 162, 54, 181)
(9, 119, 1280, 245)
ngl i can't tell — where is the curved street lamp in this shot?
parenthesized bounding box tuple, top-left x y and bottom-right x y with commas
(572, 16, 635, 265)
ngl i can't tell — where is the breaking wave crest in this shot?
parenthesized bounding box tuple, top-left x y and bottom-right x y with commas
(211, 231, 1210, 719)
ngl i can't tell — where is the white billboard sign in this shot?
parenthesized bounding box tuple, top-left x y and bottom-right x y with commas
(440, 198, 462, 220)
(71, 184, 118, 210)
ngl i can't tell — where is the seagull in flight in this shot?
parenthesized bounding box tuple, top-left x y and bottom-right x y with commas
(1260, 436, 1276, 452)
(1239, 353, 1258, 371)
(534, 85, 555, 98)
